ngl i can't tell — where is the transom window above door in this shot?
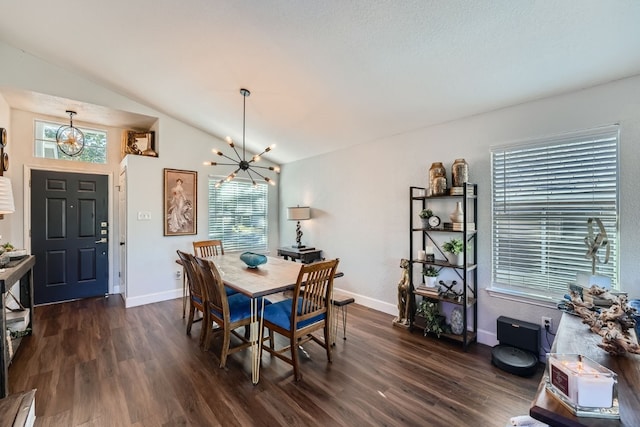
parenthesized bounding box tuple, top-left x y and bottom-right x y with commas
(34, 120, 107, 164)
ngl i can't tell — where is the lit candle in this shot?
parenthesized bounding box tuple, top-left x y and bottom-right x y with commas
(549, 355, 615, 408)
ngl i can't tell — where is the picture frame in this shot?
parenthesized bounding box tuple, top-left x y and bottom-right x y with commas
(125, 130, 157, 157)
(164, 168, 197, 236)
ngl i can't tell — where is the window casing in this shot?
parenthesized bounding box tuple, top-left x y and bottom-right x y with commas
(208, 178, 268, 252)
(34, 120, 107, 164)
(491, 125, 619, 301)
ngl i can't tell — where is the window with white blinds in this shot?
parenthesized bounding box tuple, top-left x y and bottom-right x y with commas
(491, 125, 619, 300)
(208, 178, 268, 252)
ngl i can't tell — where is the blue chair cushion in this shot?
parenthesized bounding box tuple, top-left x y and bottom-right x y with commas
(191, 295, 203, 305)
(209, 294, 271, 323)
(261, 298, 325, 331)
(225, 286, 238, 296)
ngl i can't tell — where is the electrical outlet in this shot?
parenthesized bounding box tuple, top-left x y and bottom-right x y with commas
(175, 270, 182, 279)
(542, 316, 553, 331)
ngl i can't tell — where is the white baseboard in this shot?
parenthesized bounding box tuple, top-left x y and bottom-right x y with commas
(333, 287, 397, 316)
(477, 329, 498, 347)
(124, 288, 183, 308)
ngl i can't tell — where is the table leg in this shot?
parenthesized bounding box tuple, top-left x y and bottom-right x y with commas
(331, 302, 337, 346)
(182, 270, 187, 318)
(250, 297, 266, 384)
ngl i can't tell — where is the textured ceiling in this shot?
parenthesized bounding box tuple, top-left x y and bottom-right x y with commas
(1, 0, 640, 164)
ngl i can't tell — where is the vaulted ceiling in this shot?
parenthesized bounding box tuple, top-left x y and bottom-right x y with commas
(1, 1, 639, 164)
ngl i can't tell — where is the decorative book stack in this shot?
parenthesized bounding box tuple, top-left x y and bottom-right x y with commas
(449, 186, 475, 196)
(443, 222, 476, 231)
(415, 285, 439, 297)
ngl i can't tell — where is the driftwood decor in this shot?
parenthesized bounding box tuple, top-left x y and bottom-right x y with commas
(567, 285, 640, 356)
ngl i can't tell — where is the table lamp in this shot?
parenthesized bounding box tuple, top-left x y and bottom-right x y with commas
(287, 206, 311, 248)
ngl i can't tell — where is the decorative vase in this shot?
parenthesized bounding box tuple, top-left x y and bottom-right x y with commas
(425, 276, 438, 287)
(421, 218, 429, 229)
(446, 252, 463, 266)
(451, 158, 469, 187)
(428, 162, 447, 196)
(240, 252, 267, 268)
(450, 201, 464, 223)
(450, 307, 464, 334)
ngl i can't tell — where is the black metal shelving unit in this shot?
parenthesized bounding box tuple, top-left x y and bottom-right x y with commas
(408, 183, 478, 350)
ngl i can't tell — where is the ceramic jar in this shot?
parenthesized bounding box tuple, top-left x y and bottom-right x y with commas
(450, 201, 464, 223)
(451, 158, 469, 187)
(429, 162, 447, 196)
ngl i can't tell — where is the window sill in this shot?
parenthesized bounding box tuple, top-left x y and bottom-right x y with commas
(486, 286, 559, 309)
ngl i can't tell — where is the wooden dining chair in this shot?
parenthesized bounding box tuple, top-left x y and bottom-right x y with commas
(259, 258, 340, 381)
(176, 250, 207, 346)
(195, 256, 270, 368)
(193, 239, 238, 296)
(193, 239, 224, 257)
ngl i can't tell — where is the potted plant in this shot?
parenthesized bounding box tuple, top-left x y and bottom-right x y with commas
(419, 209, 433, 228)
(442, 238, 464, 266)
(415, 299, 445, 338)
(423, 266, 439, 287)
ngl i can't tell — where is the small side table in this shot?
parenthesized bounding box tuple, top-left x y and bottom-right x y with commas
(277, 247, 323, 264)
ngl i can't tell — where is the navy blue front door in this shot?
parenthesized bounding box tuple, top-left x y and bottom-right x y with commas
(31, 170, 109, 304)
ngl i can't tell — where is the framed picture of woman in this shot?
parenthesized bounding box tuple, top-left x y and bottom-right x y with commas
(164, 168, 197, 236)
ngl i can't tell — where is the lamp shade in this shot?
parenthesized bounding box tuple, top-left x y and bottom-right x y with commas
(0, 176, 15, 214)
(287, 206, 310, 221)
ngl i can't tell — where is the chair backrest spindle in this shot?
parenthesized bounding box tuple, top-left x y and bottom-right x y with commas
(193, 240, 225, 257)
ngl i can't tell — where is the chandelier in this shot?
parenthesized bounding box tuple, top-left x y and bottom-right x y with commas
(205, 88, 280, 187)
(56, 110, 85, 157)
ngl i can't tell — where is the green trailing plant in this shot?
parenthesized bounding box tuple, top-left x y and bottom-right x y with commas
(419, 209, 433, 219)
(416, 299, 445, 338)
(442, 238, 464, 255)
(422, 266, 439, 277)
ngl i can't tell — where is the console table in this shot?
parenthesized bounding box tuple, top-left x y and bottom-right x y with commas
(0, 256, 35, 398)
(530, 312, 640, 426)
(277, 247, 323, 264)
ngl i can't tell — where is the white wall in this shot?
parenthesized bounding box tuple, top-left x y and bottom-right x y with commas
(0, 94, 12, 243)
(280, 75, 640, 345)
(0, 41, 280, 307)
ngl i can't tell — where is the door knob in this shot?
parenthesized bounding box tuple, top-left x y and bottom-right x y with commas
(95, 238, 107, 244)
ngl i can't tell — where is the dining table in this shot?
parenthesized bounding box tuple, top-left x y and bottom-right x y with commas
(204, 254, 313, 384)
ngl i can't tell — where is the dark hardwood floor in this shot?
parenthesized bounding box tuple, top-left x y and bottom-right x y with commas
(8, 296, 543, 426)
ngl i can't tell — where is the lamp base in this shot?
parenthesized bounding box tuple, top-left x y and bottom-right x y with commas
(292, 244, 306, 249)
